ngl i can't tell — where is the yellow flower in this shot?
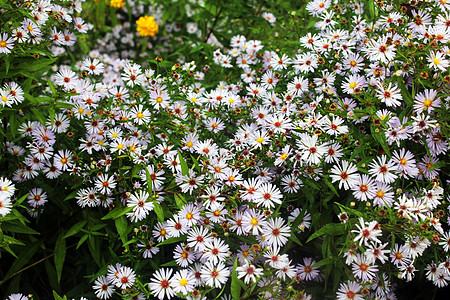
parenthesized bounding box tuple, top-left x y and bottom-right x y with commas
(136, 16, 159, 37)
(109, 0, 124, 8)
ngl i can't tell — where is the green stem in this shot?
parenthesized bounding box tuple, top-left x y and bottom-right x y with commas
(204, 1, 227, 43)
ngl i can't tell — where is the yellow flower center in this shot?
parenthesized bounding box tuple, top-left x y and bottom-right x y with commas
(137, 112, 144, 119)
(186, 212, 193, 220)
(112, 132, 118, 138)
(1, 96, 8, 102)
(423, 99, 433, 107)
(251, 217, 258, 226)
(186, 141, 193, 148)
(349, 82, 357, 89)
(256, 137, 264, 143)
(400, 158, 406, 165)
(280, 153, 288, 160)
(117, 144, 124, 150)
(179, 279, 188, 286)
(156, 97, 163, 103)
(0, 41, 6, 48)
(433, 58, 440, 65)
(376, 190, 384, 198)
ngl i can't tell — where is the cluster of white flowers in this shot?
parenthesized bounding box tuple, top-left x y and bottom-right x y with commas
(3, 0, 450, 299)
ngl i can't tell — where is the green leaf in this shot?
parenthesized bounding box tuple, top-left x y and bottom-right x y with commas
(87, 234, 101, 266)
(52, 290, 67, 300)
(397, 76, 413, 106)
(115, 216, 129, 248)
(45, 260, 59, 291)
(161, 260, 178, 267)
(0, 240, 41, 285)
(231, 258, 244, 299)
(191, 154, 200, 172)
(47, 78, 57, 95)
(322, 235, 331, 258)
(335, 202, 364, 218)
(2, 221, 40, 235)
(0, 213, 19, 222)
(323, 178, 339, 197)
(101, 206, 133, 220)
(76, 234, 89, 249)
(349, 144, 366, 163)
(156, 236, 185, 247)
(174, 193, 185, 209)
(12, 209, 30, 225)
(371, 125, 390, 157)
(166, 178, 177, 190)
(153, 202, 164, 223)
(63, 220, 87, 239)
(9, 113, 17, 138)
(91, 224, 107, 231)
(63, 190, 79, 201)
(54, 233, 66, 283)
(178, 150, 189, 176)
(35, 96, 53, 103)
(5, 55, 11, 74)
(306, 223, 345, 243)
(122, 237, 139, 247)
(3, 234, 26, 246)
(30, 107, 46, 124)
(303, 177, 320, 190)
(367, 0, 375, 21)
(48, 104, 55, 126)
(21, 77, 33, 93)
(324, 262, 333, 291)
(55, 102, 75, 109)
(289, 233, 303, 246)
(17, 58, 56, 72)
(333, 262, 342, 292)
(23, 92, 35, 103)
(1, 242, 18, 258)
(15, 193, 29, 206)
